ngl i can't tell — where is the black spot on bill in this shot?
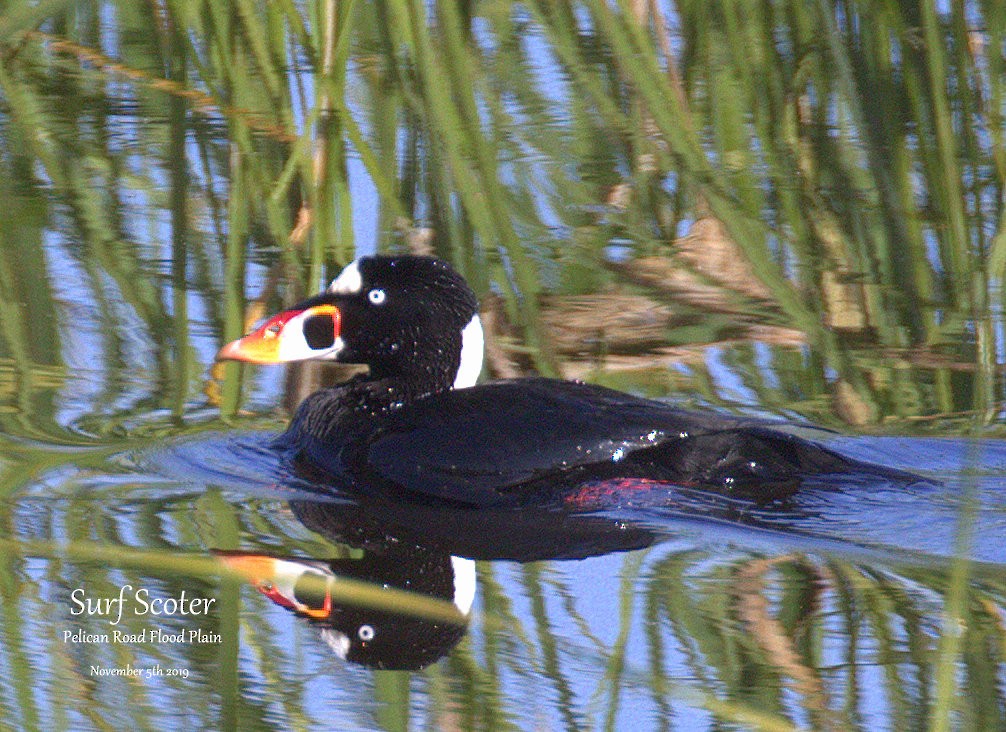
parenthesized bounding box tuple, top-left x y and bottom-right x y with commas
(305, 314, 336, 350)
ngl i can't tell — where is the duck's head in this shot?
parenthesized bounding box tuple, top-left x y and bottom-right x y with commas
(216, 255, 483, 389)
(216, 550, 474, 671)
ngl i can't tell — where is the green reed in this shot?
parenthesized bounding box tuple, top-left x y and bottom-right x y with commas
(1, 0, 1002, 426)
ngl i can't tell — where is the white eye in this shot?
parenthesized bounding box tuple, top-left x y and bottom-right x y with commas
(358, 624, 375, 641)
(368, 289, 386, 305)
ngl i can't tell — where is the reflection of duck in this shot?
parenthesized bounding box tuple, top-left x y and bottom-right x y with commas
(217, 547, 474, 671)
(216, 479, 670, 670)
(217, 255, 909, 505)
(288, 495, 658, 562)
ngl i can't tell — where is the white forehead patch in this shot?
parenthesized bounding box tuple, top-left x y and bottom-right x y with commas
(328, 258, 363, 294)
(453, 315, 484, 389)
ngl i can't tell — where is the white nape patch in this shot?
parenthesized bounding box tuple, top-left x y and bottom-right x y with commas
(328, 258, 363, 294)
(450, 557, 477, 615)
(279, 309, 344, 361)
(321, 628, 351, 659)
(453, 315, 484, 389)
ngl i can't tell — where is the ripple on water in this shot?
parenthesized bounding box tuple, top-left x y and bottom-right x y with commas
(126, 432, 297, 496)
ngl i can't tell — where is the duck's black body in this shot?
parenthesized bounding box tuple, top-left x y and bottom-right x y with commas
(218, 254, 913, 508)
(280, 376, 892, 507)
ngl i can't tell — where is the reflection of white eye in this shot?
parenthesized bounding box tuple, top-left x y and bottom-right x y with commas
(368, 289, 386, 305)
(358, 624, 375, 641)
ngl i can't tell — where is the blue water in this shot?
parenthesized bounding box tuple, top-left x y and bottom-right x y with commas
(3, 410, 1001, 731)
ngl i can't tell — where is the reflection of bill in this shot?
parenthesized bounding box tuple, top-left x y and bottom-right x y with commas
(217, 549, 474, 671)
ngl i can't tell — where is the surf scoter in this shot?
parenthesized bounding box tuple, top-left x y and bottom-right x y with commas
(217, 548, 473, 670)
(217, 255, 908, 506)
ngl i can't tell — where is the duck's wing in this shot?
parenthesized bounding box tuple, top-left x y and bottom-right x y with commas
(334, 378, 735, 506)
